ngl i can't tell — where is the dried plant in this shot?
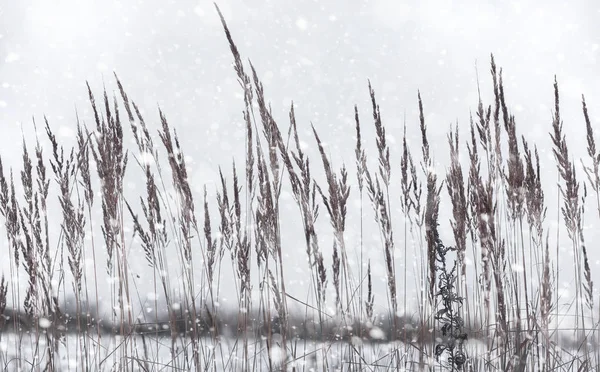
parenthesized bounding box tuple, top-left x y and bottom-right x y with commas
(360, 84, 399, 344)
(0, 13, 598, 372)
(419, 92, 443, 302)
(312, 125, 351, 315)
(446, 125, 468, 280)
(433, 238, 467, 371)
(550, 78, 592, 348)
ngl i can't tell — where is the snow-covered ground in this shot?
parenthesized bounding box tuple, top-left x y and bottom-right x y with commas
(0, 332, 492, 371)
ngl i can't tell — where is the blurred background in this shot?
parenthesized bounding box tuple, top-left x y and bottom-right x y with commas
(0, 0, 599, 318)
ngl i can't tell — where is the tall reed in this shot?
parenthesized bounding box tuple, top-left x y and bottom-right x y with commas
(0, 11, 599, 372)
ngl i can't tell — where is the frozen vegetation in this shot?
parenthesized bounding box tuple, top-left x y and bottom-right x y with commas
(0, 4, 599, 372)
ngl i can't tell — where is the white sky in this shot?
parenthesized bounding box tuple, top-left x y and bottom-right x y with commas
(1, 0, 600, 317)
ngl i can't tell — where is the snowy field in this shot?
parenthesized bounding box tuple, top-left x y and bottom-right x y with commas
(1, 1, 600, 371)
(0, 332, 497, 372)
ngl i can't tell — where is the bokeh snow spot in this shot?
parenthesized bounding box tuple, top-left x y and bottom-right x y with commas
(39, 317, 52, 329)
(369, 326, 386, 340)
(295, 17, 308, 30)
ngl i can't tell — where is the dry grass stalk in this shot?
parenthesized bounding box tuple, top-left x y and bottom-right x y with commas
(251, 103, 289, 367)
(446, 125, 467, 275)
(47, 119, 91, 370)
(400, 123, 416, 218)
(446, 124, 469, 332)
(490, 55, 504, 179)
(122, 89, 185, 363)
(0, 276, 6, 327)
(212, 14, 257, 363)
(523, 140, 545, 244)
(312, 125, 351, 315)
(46, 123, 85, 296)
(0, 160, 24, 366)
(369, 82, 391, 188)
(550, 78, 580, 242)
(540, 234, 554, 363)
(419, 92, 442, 303)
(0, 276, 6, 366)
(468, 121, 501, 338)
(365, 261, 374, 323)
(87, 83, 141, 370)
(355, 105, 367, 195)
(88, 85, 128, 273)
(502, 105, 525, 221)
(157, 110, 204, 370)
(364, 167, 396, 324)
(580, 95, 598, 350)
(582, 95, 600, 218)
(16, 121, 62, 370)
(3, 15, 600, 371)
(292, 105, 327, 309)
(359, 84, 400, 347)
(550, 78, 588, 346)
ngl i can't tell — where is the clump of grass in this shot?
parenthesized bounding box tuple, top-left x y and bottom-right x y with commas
(0, 8, 599, 372)
(550, 77, 595, 365)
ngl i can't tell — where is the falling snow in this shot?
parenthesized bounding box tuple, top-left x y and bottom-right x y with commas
(0, 1, 598, 370)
